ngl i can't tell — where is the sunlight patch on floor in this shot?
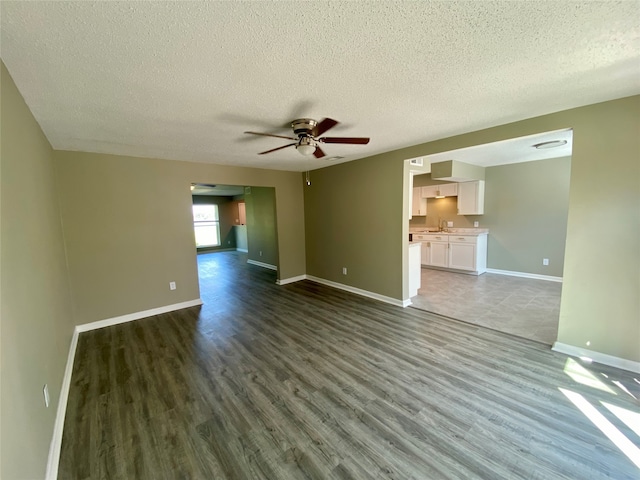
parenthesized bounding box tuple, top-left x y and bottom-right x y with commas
(559, 388, 640, 470)
(563, 357, 616, 395)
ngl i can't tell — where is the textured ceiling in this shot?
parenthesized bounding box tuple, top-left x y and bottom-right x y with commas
(1, 1, 638, 172)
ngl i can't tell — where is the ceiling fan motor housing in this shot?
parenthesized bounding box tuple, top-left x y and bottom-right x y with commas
(291, 118, 317, 137)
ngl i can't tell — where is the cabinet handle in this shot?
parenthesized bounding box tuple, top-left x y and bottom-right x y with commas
(458, 237, 465, 240)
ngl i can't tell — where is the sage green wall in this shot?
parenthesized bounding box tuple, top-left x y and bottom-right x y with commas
(431, 160, 485, 181)
(305, 95, 639, 363)
(304, 155, 403, 299)
(54, 151, 305, 324)
(1, 62, 75, 479)
(484, 157, 570, 277)
(245, 187, 279, 267)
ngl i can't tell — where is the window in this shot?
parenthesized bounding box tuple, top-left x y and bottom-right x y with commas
(192, 204, 220, 247)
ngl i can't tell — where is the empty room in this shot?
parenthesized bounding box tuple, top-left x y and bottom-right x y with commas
(1, 2, 639, 479)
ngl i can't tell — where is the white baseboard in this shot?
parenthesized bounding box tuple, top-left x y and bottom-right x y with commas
(236, 248, 248, 253)
(76, 299, 203, 333)
(46, 298, 204, 478)
(45, 327, 79, 480)
(247, 259, 277, 271)
(486, 268, 563, 283)
(552, 342, 640, 373)
(306, 275, 406, 308)
(276, 274, 307, 286)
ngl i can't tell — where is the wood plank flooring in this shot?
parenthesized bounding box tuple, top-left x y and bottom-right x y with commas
(59, 251, 640, 479)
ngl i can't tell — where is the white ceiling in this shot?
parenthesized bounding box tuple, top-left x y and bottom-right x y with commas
(1, 1, 638, 172)
(417, 128, 574, 171)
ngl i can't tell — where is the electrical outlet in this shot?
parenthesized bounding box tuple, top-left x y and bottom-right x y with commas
(259, 251, 262, 256)
(474, 221, 479, 228)
(227, 240, 231, 245)
(447, 221, 453, 227)
(169, 281, 176, 290)
(543, 258, 549, 266)
(43, 384, 50, 408)
(342, 267, 347, 275)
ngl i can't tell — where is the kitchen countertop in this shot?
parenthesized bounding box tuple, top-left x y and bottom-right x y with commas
(410, 228, 489, 236)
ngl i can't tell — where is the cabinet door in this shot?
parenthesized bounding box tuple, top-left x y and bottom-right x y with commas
(449, 241, 477, 271)
(439, 183, 458, 197)
(421, 185, 438, 198)
(420, 242, 429, 266)
(457, 180, 485, 215)
(427, 242, 448, 267)
(412, 187, 427, 216)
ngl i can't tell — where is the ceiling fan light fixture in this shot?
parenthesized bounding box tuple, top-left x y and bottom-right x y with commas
(296, 136, 316, 156)
(296, 144, 316, 156)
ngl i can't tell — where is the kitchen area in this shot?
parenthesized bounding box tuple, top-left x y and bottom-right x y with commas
(406, 151, 568, 345)
(408, 159, 489, 284)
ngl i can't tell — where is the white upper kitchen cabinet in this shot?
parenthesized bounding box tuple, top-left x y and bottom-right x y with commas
(412, 187, 427, 216)
(457, 180, 485, 215)
(422, 183, 458, 198)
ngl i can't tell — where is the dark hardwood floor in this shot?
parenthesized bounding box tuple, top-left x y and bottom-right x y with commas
(59, 251, 640, 479)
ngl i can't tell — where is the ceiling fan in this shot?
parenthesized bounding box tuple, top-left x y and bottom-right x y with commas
(244, 118, 370, 158)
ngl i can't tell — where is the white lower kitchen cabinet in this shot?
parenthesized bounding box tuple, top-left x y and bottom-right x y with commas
(418, 233, 488, 274)
(408, 243, 421, 297)
(448, 238, 477, 271)
(426, 239, 448, 267)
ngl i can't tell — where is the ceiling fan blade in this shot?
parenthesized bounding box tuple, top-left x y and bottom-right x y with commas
(313, 146, 326, 158)
(319, 137, 370, 144)
(314, 118, 339, 137)
(258, 143, 296, 155)
(245, 131, 296, 140)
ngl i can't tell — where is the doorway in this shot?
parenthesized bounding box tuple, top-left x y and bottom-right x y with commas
(190, 183, 279, 283)
(405, 129, 572, 345)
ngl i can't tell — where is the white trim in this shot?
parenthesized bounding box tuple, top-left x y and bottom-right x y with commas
(276, 274, 307, 286)
(45, 327, 79, 480)
(76, 299, 203, 333)
(236, 248, 248, 253)
(45, 298, 204, 478)
(247, 259, 277, 271)
(306, 275, 406, 308)
(552, 342, 640, 373)
(486, 268, 562, 282)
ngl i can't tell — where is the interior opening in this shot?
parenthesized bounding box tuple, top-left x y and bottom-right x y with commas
(191, 183, 279, 290)
(405, 128, 573, 345)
